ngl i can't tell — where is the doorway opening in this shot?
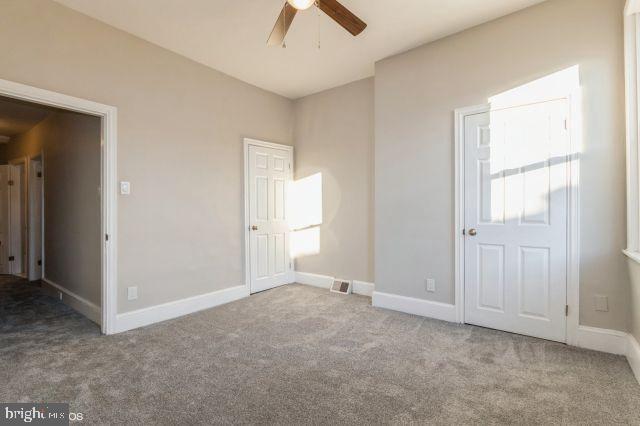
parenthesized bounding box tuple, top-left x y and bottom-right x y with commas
(0, 78, 117, 334)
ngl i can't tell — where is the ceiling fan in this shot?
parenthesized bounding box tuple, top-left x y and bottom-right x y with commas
(267, 0, 367, 46)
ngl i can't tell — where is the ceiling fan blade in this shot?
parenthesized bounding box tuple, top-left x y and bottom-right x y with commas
(267, 3, 298, 46)
(318, 0, 367, 36)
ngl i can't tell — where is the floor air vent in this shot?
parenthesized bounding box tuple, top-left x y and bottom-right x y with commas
(330, 279, 352, 295)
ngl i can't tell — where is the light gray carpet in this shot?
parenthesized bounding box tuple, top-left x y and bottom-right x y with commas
(1, 276, 639, 425)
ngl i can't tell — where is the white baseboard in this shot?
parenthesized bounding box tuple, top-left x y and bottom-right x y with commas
(294, 272, 374, 297)
(295, 272, 333, 289)
(370, 292, 638, 384)
(628, 333, 640, 384)
(574, 325, 629, 355)
(372, 291, 457, 323)
(114, 285, 249, 333)
(42, 277, 101, 325)
(352, 280, 375, 297)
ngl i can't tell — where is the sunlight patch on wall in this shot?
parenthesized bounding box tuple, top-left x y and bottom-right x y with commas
(480, 65, 581, 222)
(288, 172, 322, 230)
(288, 172, 322, 258)
(489, 65, 580, 110)
(290, 227, 321, 258)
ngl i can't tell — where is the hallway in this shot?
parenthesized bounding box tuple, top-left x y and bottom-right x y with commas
(0, 276, 100, 346)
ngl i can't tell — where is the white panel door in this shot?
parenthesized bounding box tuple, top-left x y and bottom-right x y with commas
(464, 100, 569, 342)
(8, 164, 23, 276)
(0, 165, 9, 274)
(248, 144, 293, 293)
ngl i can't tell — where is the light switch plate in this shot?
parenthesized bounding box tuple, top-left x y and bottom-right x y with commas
(127, 286, 138, 301)
(120, 181, 131, 195)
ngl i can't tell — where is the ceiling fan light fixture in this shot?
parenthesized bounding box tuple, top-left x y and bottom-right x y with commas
(287, 0, 315, 11)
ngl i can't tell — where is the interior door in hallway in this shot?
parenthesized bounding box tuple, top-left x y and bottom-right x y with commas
(464, 100, 569, 342)
(248, 143, 293, 293)
(0, 165, 9, 274)
(8, 163, 24, 276)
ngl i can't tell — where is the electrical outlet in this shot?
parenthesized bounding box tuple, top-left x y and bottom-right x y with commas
(594, 295, 608, 312)
(127, 286, 138, 301)
(426, 278, 436, 293)
(120, 181, 131, 195)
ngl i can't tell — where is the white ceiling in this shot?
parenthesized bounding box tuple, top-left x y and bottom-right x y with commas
(53, 0, 546, 99)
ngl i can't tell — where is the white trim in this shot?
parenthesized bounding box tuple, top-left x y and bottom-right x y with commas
(372, 291, 457, 323)
(625, 12, 640, 253)
(295, 272, 374, 296)
(114, 285, 249, 333)
(243, 138, 295, 295)
(565, 91, 582, 346)
(454, 97, 580, 345)
(244, 137, 294, 152)
(0, 78, 118, 335)
(454, 104, 487, 324)
(623, 249, 640, 265)
(42, 277, 101, 325)
(627, 0, 640, 16)
(295, 271, 334, 289)
(574, 325, 629, 355)
(352, 280, 375, 297)
(627, 333, 640, 384)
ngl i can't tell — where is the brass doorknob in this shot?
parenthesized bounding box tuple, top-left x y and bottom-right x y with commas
(250, 225, 258, 231)
(468, 228, 477, 236)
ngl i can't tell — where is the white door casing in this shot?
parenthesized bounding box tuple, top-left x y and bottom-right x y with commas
(463, 100, 569, 343)
(246, 141, 293, 293)
(0, 165, 9, 274)
(0, 77, 117, 334)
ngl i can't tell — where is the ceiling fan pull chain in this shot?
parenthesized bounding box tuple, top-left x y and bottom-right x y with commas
(282, 1, 287, 48)
(316, 1, 321, 50)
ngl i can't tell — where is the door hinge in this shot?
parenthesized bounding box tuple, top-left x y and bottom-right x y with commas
(289, 163, 291, 170)
(105, 234, 109, 242)
(8, 256, 14, 261)
(565, 305, 569, 316)
(8, 180, 14, 186)
(564, 119, 568, 130)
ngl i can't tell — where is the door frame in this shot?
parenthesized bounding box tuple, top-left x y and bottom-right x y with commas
(28, 153, 44, 281)
(0, 78, 118, 335)
(243, 137, 294, 294)
(453, 97, 581, 345)
(8, 156, 27, 276)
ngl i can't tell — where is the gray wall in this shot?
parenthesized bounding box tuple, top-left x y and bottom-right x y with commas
(4, 111, 101, 305)
(293, 78, 374, 283)
(0, 0, 294, 313)
(375, 0, 629, 331)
